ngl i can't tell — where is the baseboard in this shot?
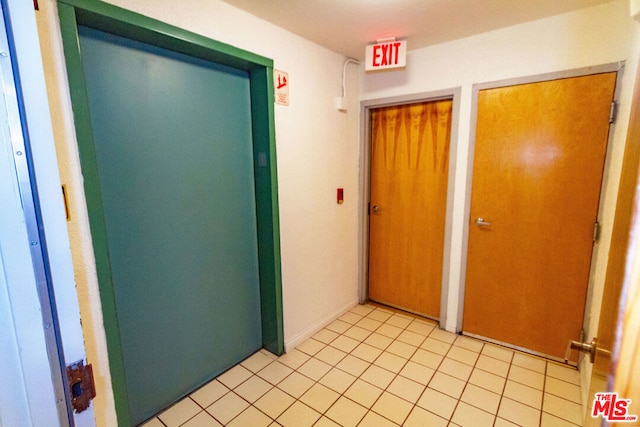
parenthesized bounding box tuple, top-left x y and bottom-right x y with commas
(284, 298, 360, 352)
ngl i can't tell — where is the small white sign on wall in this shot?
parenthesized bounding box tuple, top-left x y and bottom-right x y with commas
(274, 69, 289, 106)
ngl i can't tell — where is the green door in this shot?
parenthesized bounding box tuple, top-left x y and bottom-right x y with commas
(78, 26, 262, 424)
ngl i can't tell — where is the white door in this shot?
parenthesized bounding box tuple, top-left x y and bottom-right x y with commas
(0, 1, 93, 425)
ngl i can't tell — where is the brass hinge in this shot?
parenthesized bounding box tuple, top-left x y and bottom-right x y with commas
(593, 221, 600, 243)
(66, 360, 96, 413)
(609, 101, 617, 124)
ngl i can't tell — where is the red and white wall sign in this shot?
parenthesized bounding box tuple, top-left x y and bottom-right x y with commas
(274, 69, 289, 106)
(365, 40, 407, 71)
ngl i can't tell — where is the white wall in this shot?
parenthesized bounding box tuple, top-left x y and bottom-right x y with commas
(361, 0, 640, 410)
(35, 0, 361, 424)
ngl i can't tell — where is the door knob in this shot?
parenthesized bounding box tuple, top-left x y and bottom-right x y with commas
(564, 337, 597, 363)
(371, 204, 381, 214)
(475, 217, 492, 227)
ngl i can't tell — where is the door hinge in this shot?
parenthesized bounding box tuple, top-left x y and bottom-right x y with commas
(66, 360, 96, 413)
(609, 100, 617, 124)
(593, 221, 600, 243)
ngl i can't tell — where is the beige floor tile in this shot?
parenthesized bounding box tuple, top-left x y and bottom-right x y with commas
(399, 360, 435, 385)
(234, 375, 273, 403)
(447, 345, 480, 366)
(254, 388, 295, 419)
(376, 324, 404, 339)
(344, 379, 383, 408)
(406, 320, 436, 336)
(386, 313, 413, 329)
(297, 357, 332, 381)
(257, 361, 293, 385)
(350, 304, 374, 317)
(227, 406, 271, 427)
(357, 317, 384, 331)
(242, 351, 276, 373)
(329, 335, 360, 353)
(217, 365, 253, 389)
(508, 365, 545, 390)
(546, 363, 581, 385)
(438, 358, 473, 381)
(396, 330, 427, 347)
(326, 396, 368, 427)
(410, 348, 444, 369)
(336, 354, 370, 377)
(374, 351, 408, 373)
(475, 354, 510, 377)
(404, 406, 448, 427)
(352, 342, 384, 363)
(429, 371, 466, 399)
(386, 340, 418, 359)
(158, 398, 202, 427)
(326, 319, 351, 334)
(190, 380, 229, 407)
(544, 377, 582, 404)
(277, 401, 321, 427)
(481, 344, 514, 363)
(421, 337, 451, 355)
(494, 417, 519, 427)
(540, 411, 582, 426)
(140, 418, 164, 427)
(182, 412, 223, 427)
(315, 345, 348, 366)
(542, 393, 583, 425)
(313, 328, 340, 344)
(460, 383, 501, 414)
(453, 335, 484, 353)
(344, 325, 372, 342)
(300, 383, 340, 413)
(512, 352, 546, 374)
(358, 410, 400, 426)
(340, 311, 364, 325)
(498, 397, 541, 427)
(429, 328, 457, 344)
(319, 367, 357, 394)
(296, 338, 326, 356)
(452, 401, 495, 427)
(367, 309, 394, 323)
(277, 348, 310, 370)
(503, 379, 543, 409)
(387, 375, 425, 404)
(371, 392, 413, 425)
(364, 333, 394, 350)
(416, 387, 458, 419)
(314, 416, 342, 427)
(361, 364, 397, 389)
(276, 371, 314, 398)
(206, 392, 250, 426)
(469, 368, 507, 394)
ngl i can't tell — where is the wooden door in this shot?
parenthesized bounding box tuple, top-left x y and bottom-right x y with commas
(464, 73, 617, 359)
(368, 100, 452, 318)
(79, 26, 262, 424)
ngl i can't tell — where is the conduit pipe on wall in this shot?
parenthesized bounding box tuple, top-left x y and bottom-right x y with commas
(336, 58, 360, 112)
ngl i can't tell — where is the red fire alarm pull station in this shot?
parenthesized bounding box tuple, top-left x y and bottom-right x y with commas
(337, 188, 344, 204)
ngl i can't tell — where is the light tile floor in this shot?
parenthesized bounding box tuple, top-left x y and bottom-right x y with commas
(142, 304, 584, 427)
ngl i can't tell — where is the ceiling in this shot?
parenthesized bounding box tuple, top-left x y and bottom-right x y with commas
(220, 0, 615, 60)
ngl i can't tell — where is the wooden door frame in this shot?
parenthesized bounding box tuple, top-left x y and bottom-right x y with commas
(359, 88, 462, 326)
(57, 1, 284, 424)
(459, 62, 624, 356)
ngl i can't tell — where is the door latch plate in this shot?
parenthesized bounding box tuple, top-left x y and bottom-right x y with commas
(66, 360, 96, 413)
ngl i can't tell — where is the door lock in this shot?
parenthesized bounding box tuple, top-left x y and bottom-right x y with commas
(371, 204, 381, 214)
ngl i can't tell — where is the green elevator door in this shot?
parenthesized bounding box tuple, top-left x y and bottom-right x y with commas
(78, 27, 262, 424)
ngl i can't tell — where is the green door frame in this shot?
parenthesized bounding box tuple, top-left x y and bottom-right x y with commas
(57, 1, 284, 424)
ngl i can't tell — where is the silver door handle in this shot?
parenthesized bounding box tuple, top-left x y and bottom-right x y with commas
(564, 337, 597, 363)
(475, 217, 491, 227)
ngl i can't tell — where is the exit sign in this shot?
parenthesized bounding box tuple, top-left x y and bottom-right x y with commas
(365, 40, 407, 71)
